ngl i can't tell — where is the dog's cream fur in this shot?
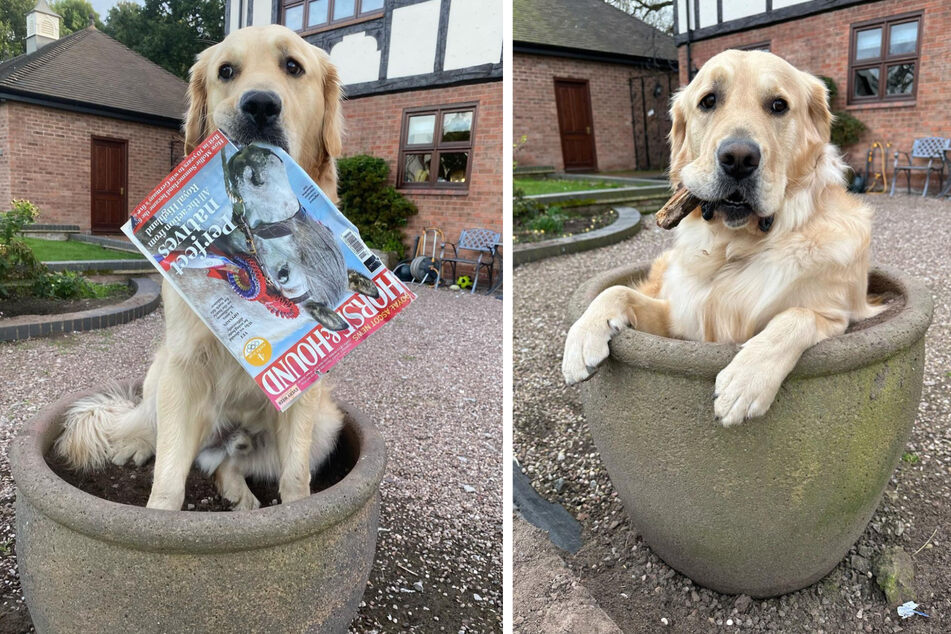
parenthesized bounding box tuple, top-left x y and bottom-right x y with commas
(563, 50, 883, 426)
(56, 25, 346, 510)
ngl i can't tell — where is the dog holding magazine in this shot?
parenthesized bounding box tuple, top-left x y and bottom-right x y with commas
(54, 25, 362, 511)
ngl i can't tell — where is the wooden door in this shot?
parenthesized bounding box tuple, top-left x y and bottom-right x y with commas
(90, 137, 128, 233)
(554, 79, 597, 171)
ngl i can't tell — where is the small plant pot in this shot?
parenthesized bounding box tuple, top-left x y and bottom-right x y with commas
(569, 264, 932, 597)
(10, 383, 386, 633)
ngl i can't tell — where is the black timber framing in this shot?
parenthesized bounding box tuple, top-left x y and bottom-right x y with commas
(674, 0, 880, 45)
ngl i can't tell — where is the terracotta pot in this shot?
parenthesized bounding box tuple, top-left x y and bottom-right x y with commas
(569, 265, 932, 596)
(10, 384, 385, 633)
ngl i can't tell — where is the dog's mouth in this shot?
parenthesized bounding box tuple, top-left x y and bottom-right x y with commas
(222, 120, 290, 152)
(701, 190, 773, 232)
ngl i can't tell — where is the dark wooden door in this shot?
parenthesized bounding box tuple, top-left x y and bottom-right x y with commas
(554, 79, 597, 171)
(90, 138, 127, 233)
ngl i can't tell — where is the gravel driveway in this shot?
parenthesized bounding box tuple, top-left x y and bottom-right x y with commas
(0, 285, 502, 633)
(514, 195, 950, 633)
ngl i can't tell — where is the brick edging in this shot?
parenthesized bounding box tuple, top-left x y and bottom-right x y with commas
(0, 277, 161, 343)
(513, 207, 642, 267)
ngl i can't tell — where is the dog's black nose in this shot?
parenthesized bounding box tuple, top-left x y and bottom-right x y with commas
(717, 139, 761, 180)
(239, 90, 282, 130)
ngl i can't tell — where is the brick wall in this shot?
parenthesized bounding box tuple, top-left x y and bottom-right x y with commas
(0, 104, 9, 209)
(341, 80, 502, 254)
(513, 52, 677, 172)
(0, 101, 182, 231)
(679, 0, 951, 190)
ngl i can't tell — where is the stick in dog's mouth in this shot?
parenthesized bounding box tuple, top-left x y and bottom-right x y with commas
(656, 186, 774, 233)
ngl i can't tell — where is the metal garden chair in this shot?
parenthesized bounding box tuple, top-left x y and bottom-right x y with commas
(436, 228, 501, 294)
(890, 137, 950, 197)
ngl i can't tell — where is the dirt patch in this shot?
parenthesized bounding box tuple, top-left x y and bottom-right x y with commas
(0, 287, 133, 319)
(515, 208, 618, 244)
(44, 435, 353, 511)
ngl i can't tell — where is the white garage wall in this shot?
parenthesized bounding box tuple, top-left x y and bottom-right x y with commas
(443, 0, 502, 70)
(387, 0, 440, 78)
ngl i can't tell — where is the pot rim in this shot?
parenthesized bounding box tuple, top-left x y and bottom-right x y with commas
(569, 264, 933, 378)
(9, 382, 387, 554)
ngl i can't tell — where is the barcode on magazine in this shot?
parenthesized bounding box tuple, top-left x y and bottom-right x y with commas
(342, 229, 382, 273)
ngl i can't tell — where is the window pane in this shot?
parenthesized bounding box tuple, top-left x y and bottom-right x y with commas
(361, 0, 384, 13)
(855, 28, 881, 60)
(284, 4, 303, 30)
(886, 63, 914, 96)
(853, 67, 879, 97)
(308, 0, 328, 26)
(333, 0, 355, 20)
(889, 21, 918, 55)
(403, 154, 431, 183)
(407, 114, 435, 145)
(441, 111, 473, 143)
(438, 152, 469, 183)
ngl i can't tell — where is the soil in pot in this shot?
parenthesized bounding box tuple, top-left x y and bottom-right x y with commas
(44, 429, 357, 511)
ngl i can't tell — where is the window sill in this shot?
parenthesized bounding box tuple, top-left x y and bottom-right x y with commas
(396, 187, 469, 196)
(845, 100, 916, 111)
(292, 12, 383, 37)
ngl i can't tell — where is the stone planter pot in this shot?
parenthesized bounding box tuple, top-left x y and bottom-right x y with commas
(569, 264, 932, 597)
(10, 384, 386, 633)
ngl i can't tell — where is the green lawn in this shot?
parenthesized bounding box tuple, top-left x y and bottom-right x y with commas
(23, 237, 143, 261)
(514, 178, 623, 196)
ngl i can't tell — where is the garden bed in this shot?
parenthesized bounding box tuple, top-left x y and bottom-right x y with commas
(0, 284, 131, 318)
(514, 207, 617, 244)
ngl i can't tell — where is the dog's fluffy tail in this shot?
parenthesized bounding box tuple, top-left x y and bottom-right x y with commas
(54, 383, 157, 470)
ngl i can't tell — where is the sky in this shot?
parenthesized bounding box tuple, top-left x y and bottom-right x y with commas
(87, 0, 142, 21)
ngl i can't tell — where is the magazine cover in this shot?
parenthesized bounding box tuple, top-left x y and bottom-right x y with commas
(122, 131, 416, 411)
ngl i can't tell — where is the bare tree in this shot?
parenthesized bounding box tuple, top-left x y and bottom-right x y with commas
(603, 0, 674, 34)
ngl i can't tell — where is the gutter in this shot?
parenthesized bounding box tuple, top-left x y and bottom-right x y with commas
(0, 90, 182, 129)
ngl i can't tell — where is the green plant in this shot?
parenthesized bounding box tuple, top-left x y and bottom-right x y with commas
(337, 155, 418, 259)
(819, 76, 867, 148)
(528, 208, 565, 234)
(901, 452, 920, 464)
(0, 200, 45, 296)
(513, 188, 548, 222)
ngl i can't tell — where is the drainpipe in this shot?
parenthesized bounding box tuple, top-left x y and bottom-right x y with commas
(684, 0, 693, 83)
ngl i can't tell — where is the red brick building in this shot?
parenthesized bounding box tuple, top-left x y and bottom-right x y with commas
(0, 19, 186, 233)
(226, 0, 503, 249)
(514, 0, 678, 173)
(674, 0, 951, 191)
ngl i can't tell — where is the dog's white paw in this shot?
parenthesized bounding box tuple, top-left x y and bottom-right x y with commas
(229, 492, 261, 511)
(110, 440, 154, 467)
(562, 315, 629, 385)
(713, 348, 782, 426)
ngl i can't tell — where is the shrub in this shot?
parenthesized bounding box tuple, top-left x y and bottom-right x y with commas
(819, 76, 867, 149)
(528, 208, 565, 234)
(513, 188, 548, 222)
(336, 155, 418, 259)
(0, 200, 45, 296)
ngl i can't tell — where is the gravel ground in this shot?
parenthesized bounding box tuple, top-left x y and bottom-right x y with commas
(513, 195, 951, 633)
(0, 284, 502, 633)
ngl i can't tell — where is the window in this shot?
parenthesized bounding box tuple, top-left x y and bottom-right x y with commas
(848, 12, 921, 104)
(281, 0, 383, 34)
(398, 104, 477, 190)
(733, 41, 770, 52)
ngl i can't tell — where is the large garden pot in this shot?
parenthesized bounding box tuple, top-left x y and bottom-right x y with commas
(569, 264, 932, 597)
(10, 383, 386, 633)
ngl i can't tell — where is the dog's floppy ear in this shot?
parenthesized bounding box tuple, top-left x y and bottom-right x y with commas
(804, 73, 832, 144)
(667, 89, 690, 186)
(184, 50, 211, 154)
(310, 48, 344, 194)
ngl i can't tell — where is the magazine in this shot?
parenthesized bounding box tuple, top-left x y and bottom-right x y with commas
(122, 131, 416, 411)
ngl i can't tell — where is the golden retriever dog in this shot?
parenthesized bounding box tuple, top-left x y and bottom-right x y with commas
(563, 50, 883, 426)
(55, 25, 346, 511)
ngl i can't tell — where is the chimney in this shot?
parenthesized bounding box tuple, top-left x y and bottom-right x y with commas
(25, 0, 61, 54)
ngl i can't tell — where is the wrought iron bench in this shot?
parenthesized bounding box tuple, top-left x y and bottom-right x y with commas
(890, 137, 950, 197)
(437, 228, 501, 294)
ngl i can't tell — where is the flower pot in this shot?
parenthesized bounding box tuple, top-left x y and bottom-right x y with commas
(10, 383, 386, 633)
(569, 264, 932, 597)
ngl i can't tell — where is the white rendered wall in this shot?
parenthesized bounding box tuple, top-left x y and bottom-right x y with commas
(387, 0, 440, 78)
(722, 0, 766, 22)
(331, 33, 382, 84)
(253, 0, 272, 27)
(443, 0, 502, 70)
(227, 0, 241, 33)
(698, 0, 718, 29)
(771, 0, 810, 9)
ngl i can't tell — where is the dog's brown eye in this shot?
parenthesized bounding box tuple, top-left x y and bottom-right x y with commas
(218, 64, 235, 81)
(699, 93, 716, 111)
(285, 58, 304, 77)
(770, 98, 788, 114)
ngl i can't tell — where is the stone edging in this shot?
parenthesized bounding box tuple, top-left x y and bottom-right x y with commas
(513, 207, 642, 267)
(45, 260, 154, 273)
(0, 277, 161, 343)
